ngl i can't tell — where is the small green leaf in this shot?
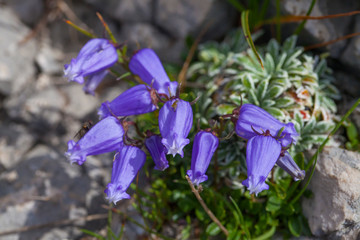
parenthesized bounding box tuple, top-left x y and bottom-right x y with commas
(256, 78, 269, 100)
(302, 117, 316, 135)
(288, 216, 303, 237)
(206, 222, 221, 236)
(266, 195, 282, 212)
(346, 121, 359, 142)
(275, 97, 294, 108)
(265, 85, 284, 98)
(264, 107, 285, 119)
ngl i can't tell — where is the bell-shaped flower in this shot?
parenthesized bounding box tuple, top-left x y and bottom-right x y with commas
(235, 104, 299, 147)
(98, 84, 157, 119)
(83, 70, 108, 96)
(145, 135, 169, 171)
(64, 38, 117, 88)
(129, 48, 178, 97)
(104, 145, 146, 204)
(187, 131, 219, 186)
(159, 99, 193, 158)
(65, 116, 124, 165)
(276, 151, 305, 181)
(242, 135, 281, 195)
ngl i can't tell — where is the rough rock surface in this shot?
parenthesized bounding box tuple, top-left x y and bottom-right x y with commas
(340, 15, 360, 75)
(280, 0, 360, 58)
(302, 147, 360, 239)
(0, 7, 38, 96)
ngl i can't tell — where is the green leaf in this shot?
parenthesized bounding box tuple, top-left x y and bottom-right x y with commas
(178, 197, 196, 212)
(241, 10, 264, 70)
(80, 229, 105, 240)
(302, 117, 316, 135)
(265, 85, 283, 98)
(266, 195, 282, 212)
(206, 222, 221, 236)
(275, 97, 294, 108)
(264, 107, 285, 119)
(346, 121, 359, 142)
(256, 77, 269, 100)
(288, 216, 303, 237)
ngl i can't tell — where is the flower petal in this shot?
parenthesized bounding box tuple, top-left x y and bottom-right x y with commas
(65, 116, 124, 165)
(187, 131, 219, 186)
(104, 146, 146, 204)
(98, 84, 157, 119)
(242, 135, 281, 195)
(129, 48, 178, 96)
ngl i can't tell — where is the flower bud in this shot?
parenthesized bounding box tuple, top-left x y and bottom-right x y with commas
(187, 131, 219, 186)
(98, 84, 157, 119)
(242, 135, 281, 195)
(145, 135, 169, 171)
(159, 99, 193, 157)
(105, 145, 146, 204)
(129, 48, 178, 97)
(235, 104, 298, 147)
(277, 151, 305, 181)
(65, 116, 124, 165)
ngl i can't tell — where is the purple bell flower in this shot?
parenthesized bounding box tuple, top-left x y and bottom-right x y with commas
(187, 131, 219, 186)
(235, 104, 299, 147)
(159, 99, 193, 158)
(65, 116, 124, 165)
(242, 135, 281, 195)
(98, 84, 157, 119)
(129, 48, 178, 97)
(145, 135, 169, 171)
(105, 145, 146, 204)
(64, 38, 117, 92)
(83, 70, 108, 96)
(277, 151, 305, 181)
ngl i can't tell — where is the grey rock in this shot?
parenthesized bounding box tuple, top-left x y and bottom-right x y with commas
(62, 83, 101, 119)
(302, 147, 360, 238)
(0, 145, 107, 239)
(36, 43, 64, 74)
(340, 15, 360, 75)
(280, 0, 359, 58)
(85, 0, 152, 23)
(4, 84, 65, 127)
(333, 71, 360, 98)
(4, 0, 44, 26)
(155, 0, 235, 39)
(0, 7, 38, 96)
(0, 122, 35, 169)
(119, 22, 184, 63)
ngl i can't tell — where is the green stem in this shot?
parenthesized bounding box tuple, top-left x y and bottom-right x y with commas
(294, 0, 317, 35)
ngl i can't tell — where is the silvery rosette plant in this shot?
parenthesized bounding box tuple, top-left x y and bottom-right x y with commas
(187, 30, 340, 188)
(62, 16, 346, 239)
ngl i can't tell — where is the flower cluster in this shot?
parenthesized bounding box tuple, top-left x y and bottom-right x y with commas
(64, 43, 193, 204)
(64, 39, 305, 204)
(232, 104, 305, 195)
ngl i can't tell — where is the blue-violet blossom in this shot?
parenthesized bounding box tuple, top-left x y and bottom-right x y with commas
(158, 99, 193, 158)
(105, 145, 146, 204)
(64, 38, 118, 93)
(242, 135, 281, 195)
(65, 116, 124, 165)
(98, 84, 157, 119)
(129, 48, 178, 97)
(277, 151, 305, 181)
(187, 131, 219, 186)
(145, 135, 169, 171)
(235, 104, 299, 147)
